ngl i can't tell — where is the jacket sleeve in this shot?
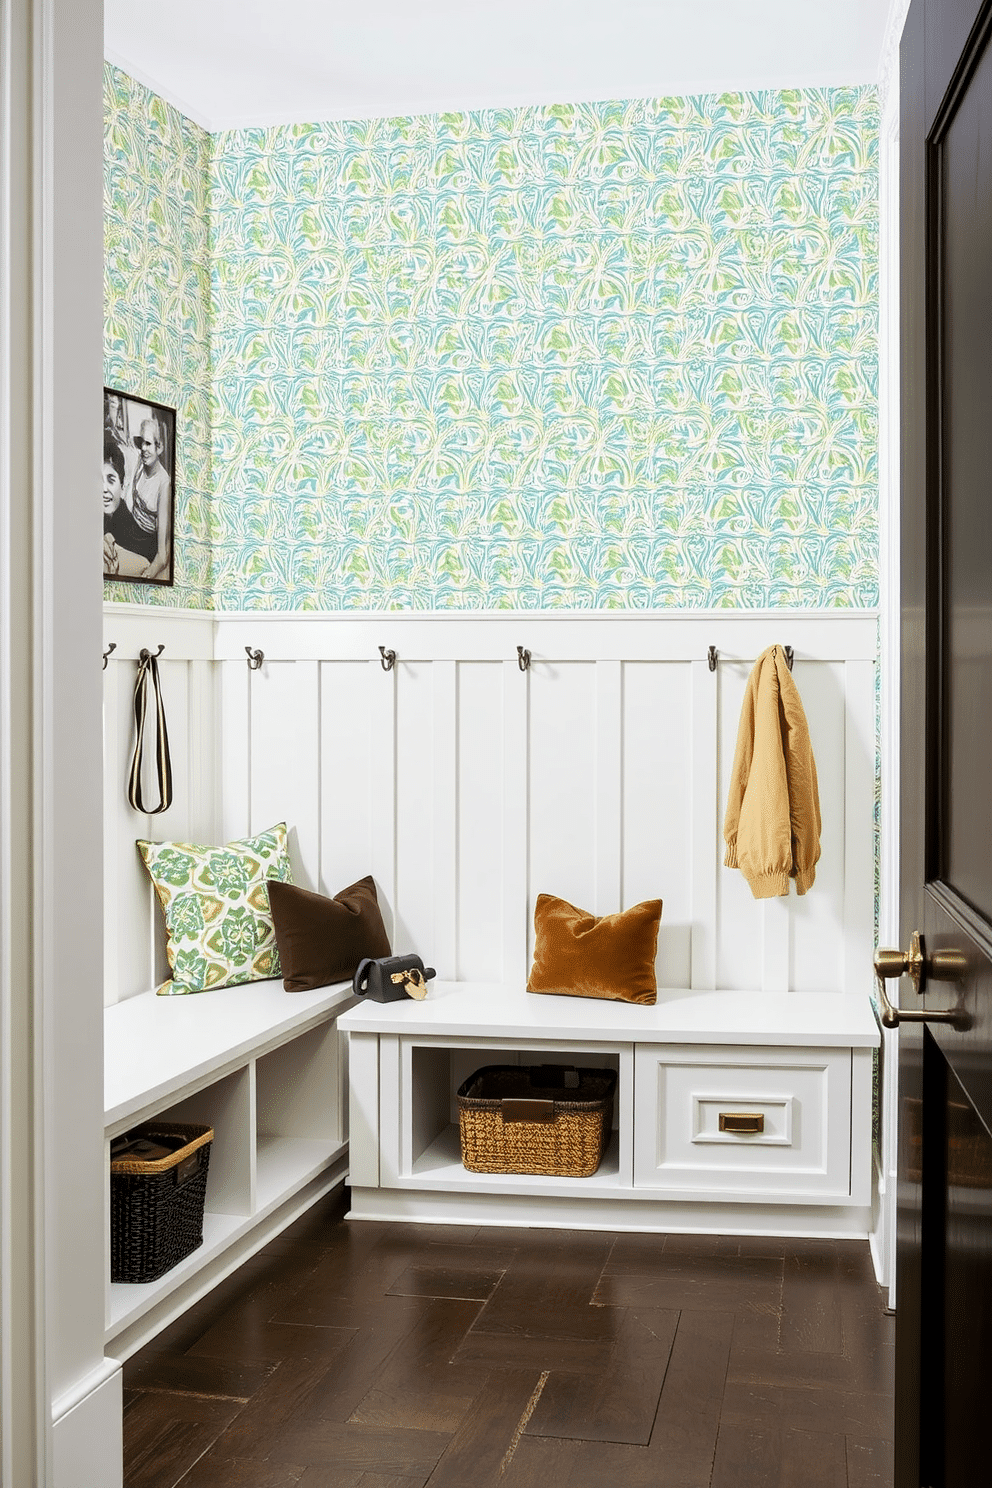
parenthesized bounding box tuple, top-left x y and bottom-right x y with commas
(775, 648, 821, 895)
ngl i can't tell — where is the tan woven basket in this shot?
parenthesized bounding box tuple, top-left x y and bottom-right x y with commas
(456, 1065, 616, 1178)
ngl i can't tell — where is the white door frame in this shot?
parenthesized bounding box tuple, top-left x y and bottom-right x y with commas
(0, 1, 112, 1482)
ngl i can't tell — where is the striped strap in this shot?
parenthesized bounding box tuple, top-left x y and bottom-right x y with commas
(127, 649, 173, 814)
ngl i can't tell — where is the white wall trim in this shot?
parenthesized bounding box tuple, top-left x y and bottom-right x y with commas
(0, 0, 48, 1476)
(873, 12, 903, 1302)
(51, 1356, 121, 1426)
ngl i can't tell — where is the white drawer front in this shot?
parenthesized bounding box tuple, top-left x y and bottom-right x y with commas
(633, 1044, 853, 1202)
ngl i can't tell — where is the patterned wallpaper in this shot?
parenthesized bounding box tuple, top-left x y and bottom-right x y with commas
(105, 72, 879, 611)
(104, 65, 213, 608)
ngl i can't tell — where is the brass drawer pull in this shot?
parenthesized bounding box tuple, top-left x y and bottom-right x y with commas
(719, 1112, 765, 1135)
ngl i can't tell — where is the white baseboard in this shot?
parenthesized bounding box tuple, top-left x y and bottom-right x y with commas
(52, 1364, 122, 1488)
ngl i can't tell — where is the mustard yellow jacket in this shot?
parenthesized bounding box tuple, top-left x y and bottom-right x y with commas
(723, 644, 821, 898)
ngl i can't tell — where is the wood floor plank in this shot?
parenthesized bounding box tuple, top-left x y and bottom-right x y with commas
(781, 1428, 849, 1487)
(201, 1358, 349, 1464)
(176, 1455, 307, 1486)
(293, 1470, 363, 1488)
(266, 1420, 451, 1475)
(709, 1423, 783, 1488)
(123, 1351, 276, 1400)
(525, 1306, 678, 1445)
(422, 1366, 544, 1488)
(346, 1299, 490, 1431)
(721, 1379, 894, 1440)
(647, 1309, 734, 1486)
(846, 1433, 895, 1488)
(595, 1253, 783, 1315)
(294, 1472, 426, 1488)
(470, 1243, 623, 1340)
(188, 1320, 358, 1367)
(384, 1264, 504, 1300)
(779, 1243, 845, 1356)
(347, 1361, 489, 1434)
(123, 1392, 244, 1488)
(501, 1434, 689, 1488)
(711, 1423, 849, 1488)
(451, 1330, 616, 1374)
(303, 1298, 461, 1425)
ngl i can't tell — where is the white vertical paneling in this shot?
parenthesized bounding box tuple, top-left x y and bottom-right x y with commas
(103, 664, 121, 1005)
(689, 659, 718, 991)
(369, 660, 397, 929)
(346, 1031, 379, 1187)
(218, 659, 251, 844)
(319, 661, 375, 900)
(790, 661, 846, 994)
(378, 1034, 401, 1186)
(155, 659, 191, 844)
(622, 662, 693, 989)
(249, 661, 320, 887)
(393, 663, 435, 960)
(715, 660, 764, 993)
(501, 660, 529, 984)
(843, 660, 876, 999)
(113, 659, 162, 998)
(431, 662, 457, 980)
(187, 659, 217, 846)
(528, 663, 597, 961)
(457, 663, 504, 982)
(762, 898, 791, 995)
(104, 616, 879, 1009)
(595, 661, 622, 916)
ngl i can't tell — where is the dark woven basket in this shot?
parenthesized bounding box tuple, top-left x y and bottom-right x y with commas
(110, 1121, 213, 1283)
(457, 1065, 617, 1177)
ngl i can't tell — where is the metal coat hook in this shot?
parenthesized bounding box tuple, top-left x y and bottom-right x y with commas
(245, 646, 264, 671)
(138, 645, 165, 662)
(707, 644, 793, 673)
(516, 646, 532, 672)
(378, 646, 396, 672)
(102, 642, 117, 670)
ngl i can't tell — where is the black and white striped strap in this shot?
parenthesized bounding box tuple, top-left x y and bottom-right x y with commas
(127, 649, 173, 814)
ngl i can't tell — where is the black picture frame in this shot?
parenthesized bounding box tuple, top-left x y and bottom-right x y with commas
(102, 388, 176, 587)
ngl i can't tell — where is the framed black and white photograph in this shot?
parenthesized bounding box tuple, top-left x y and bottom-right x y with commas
(103, 388, 176, 586)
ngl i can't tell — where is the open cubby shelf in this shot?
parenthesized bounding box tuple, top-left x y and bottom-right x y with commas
(104, 978, 354, 1358)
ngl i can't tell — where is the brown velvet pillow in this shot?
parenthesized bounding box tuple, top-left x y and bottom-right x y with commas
(526, 893, 663, 1005)
(267, 875, 391, 993)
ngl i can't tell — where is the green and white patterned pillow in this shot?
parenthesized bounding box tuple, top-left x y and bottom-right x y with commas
(137, 823, 294, 995)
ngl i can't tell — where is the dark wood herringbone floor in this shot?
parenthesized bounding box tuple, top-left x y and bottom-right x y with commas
(123, 1188, 894, 1487)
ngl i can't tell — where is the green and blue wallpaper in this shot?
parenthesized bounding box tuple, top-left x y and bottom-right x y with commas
(104, 65, 214, 607)
(104, 68, 879, 611)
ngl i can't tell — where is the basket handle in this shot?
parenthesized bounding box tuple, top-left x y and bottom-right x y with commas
(174, 1151, 202, 1185)
(529, 1065, 580, 1090)
(502, 1098, 555, 1123)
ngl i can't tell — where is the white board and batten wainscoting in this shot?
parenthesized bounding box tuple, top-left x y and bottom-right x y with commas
(103, 607, 880, 1351)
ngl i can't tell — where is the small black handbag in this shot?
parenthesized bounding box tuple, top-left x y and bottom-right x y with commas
(353, 954, 436, 1002)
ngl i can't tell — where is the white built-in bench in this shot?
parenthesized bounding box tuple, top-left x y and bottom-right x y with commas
(102, 608, 883, 1342)
(341, 982, 879, 1238)
(104, 977, 353, 1359)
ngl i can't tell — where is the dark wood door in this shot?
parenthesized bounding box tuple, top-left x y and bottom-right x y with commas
(897, 1, 992, 1484)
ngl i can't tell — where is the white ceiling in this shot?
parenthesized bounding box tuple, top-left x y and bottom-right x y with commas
(105, 0, 895, 134)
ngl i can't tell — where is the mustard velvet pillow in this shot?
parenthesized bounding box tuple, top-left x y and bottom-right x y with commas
(527, 893, 663, 1006)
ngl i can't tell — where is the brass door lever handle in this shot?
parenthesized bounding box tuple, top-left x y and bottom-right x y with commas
(873, 930, 970, 1029)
